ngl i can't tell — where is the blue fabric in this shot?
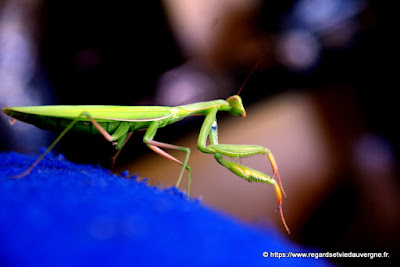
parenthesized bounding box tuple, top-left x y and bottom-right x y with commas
(0, 152, 325, 266)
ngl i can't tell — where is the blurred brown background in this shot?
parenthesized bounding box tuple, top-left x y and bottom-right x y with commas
(1, 0, 398, 265)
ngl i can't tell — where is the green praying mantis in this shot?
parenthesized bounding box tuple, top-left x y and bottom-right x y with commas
(2, 69, 290, 234)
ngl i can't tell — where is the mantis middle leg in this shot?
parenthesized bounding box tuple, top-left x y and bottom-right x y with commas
(143, 121, 192, 195)
(197, 109, 290, 233)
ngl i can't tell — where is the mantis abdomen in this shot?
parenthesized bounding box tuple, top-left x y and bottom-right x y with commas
(2, 105, 176, 135)
(4, 108, 125, 135)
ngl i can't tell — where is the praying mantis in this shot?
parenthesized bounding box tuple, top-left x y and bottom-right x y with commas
(2, 70, 290, 234)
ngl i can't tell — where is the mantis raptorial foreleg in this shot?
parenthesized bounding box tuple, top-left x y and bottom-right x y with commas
(207, 144, 286, 197)
(143, 121, 192, 195)
(213, 154, 290, 233)
(197, 109, 290, 233)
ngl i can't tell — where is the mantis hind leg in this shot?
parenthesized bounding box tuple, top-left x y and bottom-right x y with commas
(13, 112, 129, 178)
(143, 122, 192, 196)
(110, 132, 134, 172)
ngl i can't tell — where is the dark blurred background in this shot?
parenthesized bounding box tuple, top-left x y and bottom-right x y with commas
(0, 0, 398, 265)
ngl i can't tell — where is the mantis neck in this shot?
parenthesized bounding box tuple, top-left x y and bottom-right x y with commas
(177, 99, 230, 116)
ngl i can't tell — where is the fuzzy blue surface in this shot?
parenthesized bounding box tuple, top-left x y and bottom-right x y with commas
(0, 152, 326, 266)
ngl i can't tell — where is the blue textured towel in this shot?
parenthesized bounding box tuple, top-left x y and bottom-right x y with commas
(0, 151, 325, 266)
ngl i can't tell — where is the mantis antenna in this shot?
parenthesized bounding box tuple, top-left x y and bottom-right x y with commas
(237, 56, 264, 96)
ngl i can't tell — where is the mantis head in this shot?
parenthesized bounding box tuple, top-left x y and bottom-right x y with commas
(225, 57, 263, 118)
(226, 95, 246, 117)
